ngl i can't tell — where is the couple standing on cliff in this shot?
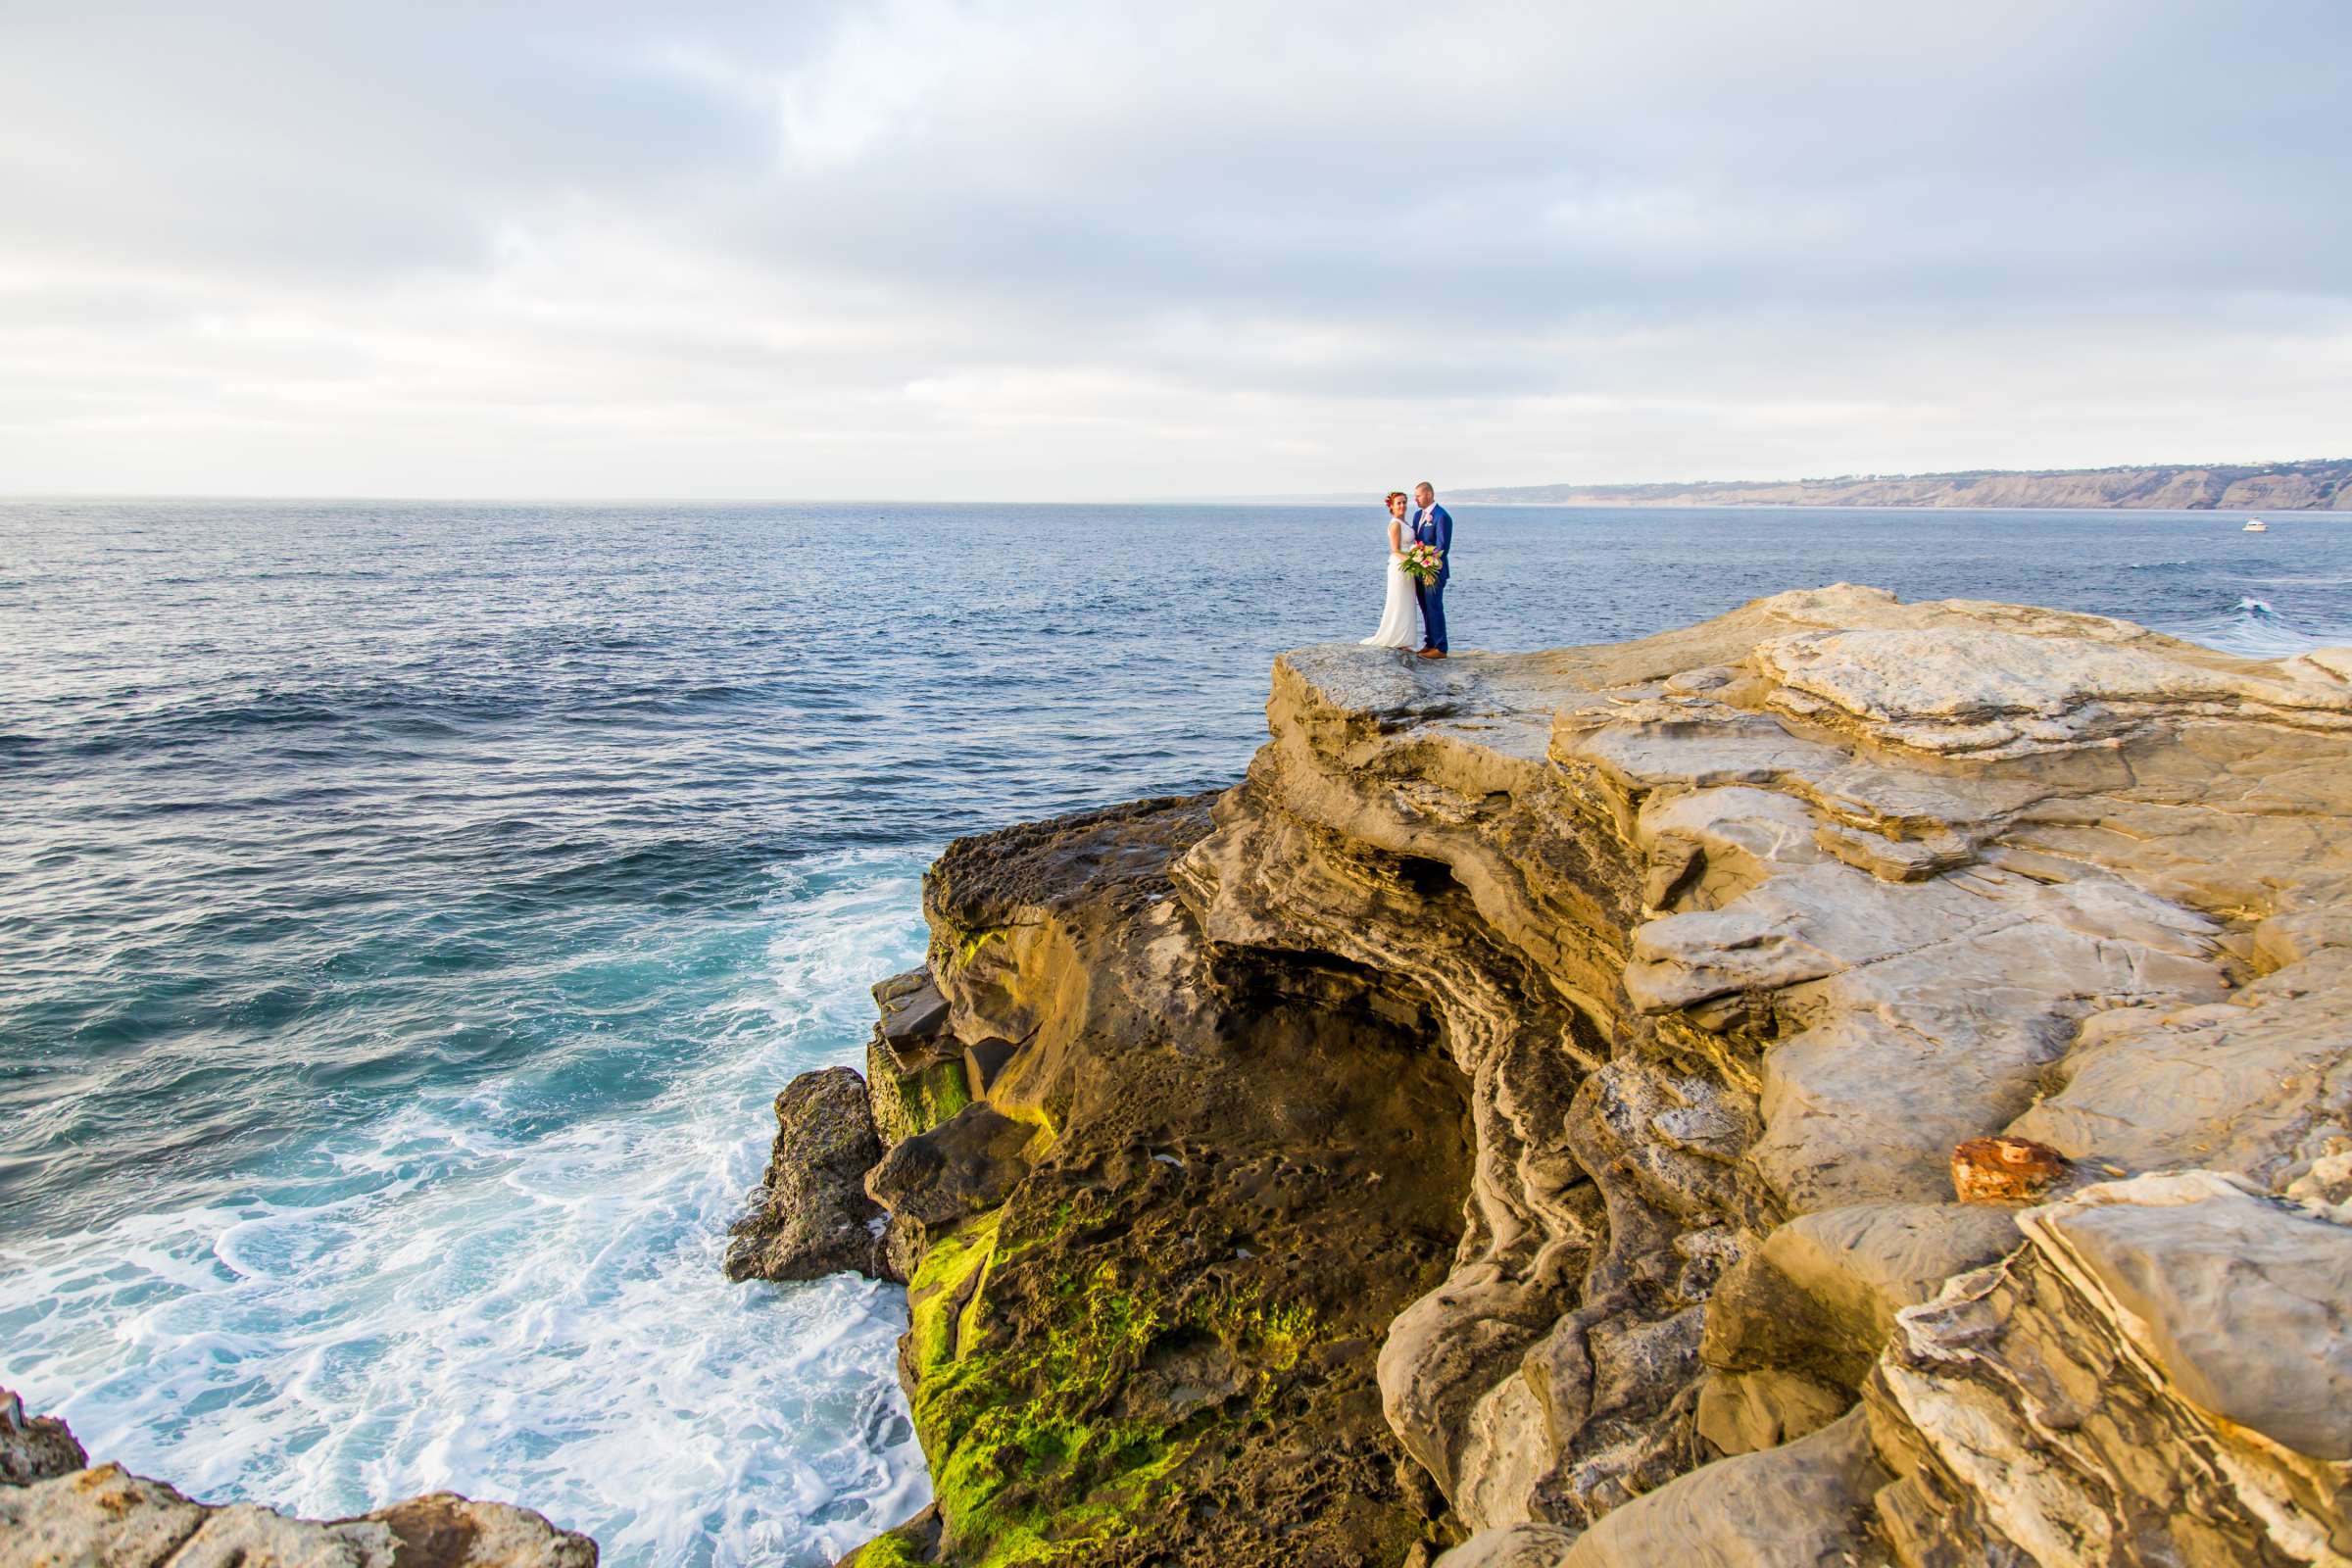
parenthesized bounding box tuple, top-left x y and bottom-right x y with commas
(1361, 480, 1453, 659)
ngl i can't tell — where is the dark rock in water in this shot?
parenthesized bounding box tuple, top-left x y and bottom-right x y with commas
(862, 1102, 1033, 1228)
(724, 1065, 893, 1284)
(1, 1388, 85, 1485)
(0, 1387, 596, 1565)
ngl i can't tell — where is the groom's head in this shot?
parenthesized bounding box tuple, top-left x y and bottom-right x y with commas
(1414, 482, 1435, 509)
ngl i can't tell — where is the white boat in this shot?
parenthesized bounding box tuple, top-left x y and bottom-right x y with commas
(2243, 519, 2269, 532)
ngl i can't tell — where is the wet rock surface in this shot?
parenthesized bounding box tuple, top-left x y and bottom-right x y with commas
(831, 585, 2352, 1566)
(0, 1390, 596, 1568)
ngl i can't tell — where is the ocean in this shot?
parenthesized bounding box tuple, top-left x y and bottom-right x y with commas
(3, 499, 2345, 1564)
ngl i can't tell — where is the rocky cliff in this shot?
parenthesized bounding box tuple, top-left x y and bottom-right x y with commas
(819, 585, 2352, 1567)
(1453, 459, 2352, 510)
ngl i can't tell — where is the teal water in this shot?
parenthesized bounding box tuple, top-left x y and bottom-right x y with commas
(3, 499, 2346, 1563)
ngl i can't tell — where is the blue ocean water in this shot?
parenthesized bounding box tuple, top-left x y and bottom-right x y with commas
(2, 499, 2346, 1563)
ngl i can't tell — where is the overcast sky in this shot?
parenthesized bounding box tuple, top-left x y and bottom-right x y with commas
(3, 2, 2347, 500)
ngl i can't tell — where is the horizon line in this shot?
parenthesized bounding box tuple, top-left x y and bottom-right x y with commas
(6, 456, 2344, 511)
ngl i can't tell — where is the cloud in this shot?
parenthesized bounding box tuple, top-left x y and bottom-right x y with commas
(0, 0, 2346, 497)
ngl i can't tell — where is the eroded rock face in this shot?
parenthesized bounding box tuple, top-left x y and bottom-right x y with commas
(0, 1392, 596, 1568)
(725, 1065, 894, 1284)
(845, 586, 2352, 1566)
(854, 795, 1474, 1568)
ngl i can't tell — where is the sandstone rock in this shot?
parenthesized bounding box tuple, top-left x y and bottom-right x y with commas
(1557, 1410, 1887, 1567)
(1692, 1369, 1851, 1457)
(2285, 1139, 2352, 1223)
(723, 1065, 892, 1284)
(1948, 1136, 2069, 1204)
(861, 1102, 1035, 1228)
(1702, 1203, 2021, 1390)
(874, 967, 955, 1071)
(2008, 956, 2352, 1183)
(864, 1034, 972, 1153)
(0, 1465, 208, 1568)
(1869, 1172, 2352, 1565)
(2026, 1171, 2352, 1460)
(840, 587, 2352, 1565)
(1433, 1521, 1581, 1568)
(959, 1036, 1016, 1098)
(0, 1418, 594, 1568)
(855, 795, 1474, 1567)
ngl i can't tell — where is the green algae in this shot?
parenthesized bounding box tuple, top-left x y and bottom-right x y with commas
(908, 1212, 1004, 1375)
(929, 911, 1005, 975)
(908, 1236, 1328, 1567)
(869, 1049, 974, 1150)
(837, 1533, 930, 1568)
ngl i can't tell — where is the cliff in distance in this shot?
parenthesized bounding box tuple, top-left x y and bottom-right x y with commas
(1452, 458, 2352, 510)
(806, 585, 2352, 1567)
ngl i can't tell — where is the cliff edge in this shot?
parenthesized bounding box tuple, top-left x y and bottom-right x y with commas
(826, 584, 2352, 1566)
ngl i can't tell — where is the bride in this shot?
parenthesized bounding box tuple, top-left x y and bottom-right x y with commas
(1360, 490, 1421, 649)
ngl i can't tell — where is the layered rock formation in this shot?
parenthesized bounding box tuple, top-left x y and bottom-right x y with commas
(836, 585, 2352, 1567)
(0, 1388, 594, 1568)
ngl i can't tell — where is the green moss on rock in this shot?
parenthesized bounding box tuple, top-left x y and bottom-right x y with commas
(867, 1041, 974, 1151)
(858, 796, 1470, 1566)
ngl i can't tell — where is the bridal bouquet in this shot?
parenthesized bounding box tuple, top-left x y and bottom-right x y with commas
(1399, 542, 1445, 583)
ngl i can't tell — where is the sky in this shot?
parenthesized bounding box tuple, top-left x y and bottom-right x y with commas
(2, 1, 2347, 501)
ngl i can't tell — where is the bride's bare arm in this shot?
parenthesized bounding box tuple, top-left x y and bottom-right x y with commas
(1388, 518, 1404, 556)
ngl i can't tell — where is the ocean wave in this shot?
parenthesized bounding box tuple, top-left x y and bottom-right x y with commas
(0, 853, 933, 1567)
(2173, 593, 2348, 659)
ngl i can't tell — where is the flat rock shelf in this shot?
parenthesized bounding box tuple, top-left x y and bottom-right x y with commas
(809, 585, 2352, 1568)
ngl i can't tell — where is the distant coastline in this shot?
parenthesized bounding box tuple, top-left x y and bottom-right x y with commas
(1448, 458, 2351, 511)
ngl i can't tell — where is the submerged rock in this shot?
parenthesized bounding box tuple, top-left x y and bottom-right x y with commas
(724, 1065, 893, 1284)
(837, 585, 2352, 1565)
(0, 1391, 596, 1568)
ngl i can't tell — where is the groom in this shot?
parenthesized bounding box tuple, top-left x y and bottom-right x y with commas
(1410, 481, 1452, 660)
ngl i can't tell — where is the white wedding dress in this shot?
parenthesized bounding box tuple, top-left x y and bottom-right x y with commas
(1361, 526, 1420, 649)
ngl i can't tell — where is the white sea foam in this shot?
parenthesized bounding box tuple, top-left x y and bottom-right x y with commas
(0, 854, 934, 1568)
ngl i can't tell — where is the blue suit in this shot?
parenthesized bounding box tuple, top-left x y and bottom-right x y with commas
(1412, 504, 1452, 652)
